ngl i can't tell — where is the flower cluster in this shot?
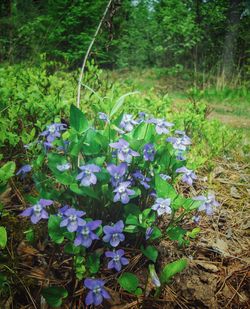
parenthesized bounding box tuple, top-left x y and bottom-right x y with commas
(18, 107, 220, 307)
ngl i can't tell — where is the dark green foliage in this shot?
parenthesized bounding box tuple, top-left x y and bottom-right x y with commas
(0, 0, 249, 78)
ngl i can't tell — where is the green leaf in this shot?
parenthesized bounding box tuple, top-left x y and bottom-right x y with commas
(134, 288, 143, 296)
(0, 226, 7, 248)
(155, 174, 177, 199)
(118, 272, 139, 293)
(183, 199, 202, 211)
(149, 227, 162, 241)
(74, 256, 86, 280)
(160, 259, 188, 284)
(124, 204, 141, 217)
(70, 104, 89, 133)
(47, 153, 73, 185)
(42, 286, 68, 308)
(70, 183, 98, 199)
(125, 214, 139, 226)
(110, 91, 139, 117)
(187, 227, 200, 239)
(48, 215, 64, 244)
(0, 161, 15, 184)
(24, 228, 35, 243)
(64, 243, 81, 255)
(124, 225, 138, 233)
(141, 245, 158, 262)
(167, 225, 186, 246)
(86, 252, 101, 274)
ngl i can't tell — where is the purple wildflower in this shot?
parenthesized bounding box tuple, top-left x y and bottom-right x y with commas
(166, 134, 191, 151)
(195, 193, 220, 215)
(84, 279, 110, 306)
(192, 215, 200, 224)
(74, 220, 102, 248)
(58, 205, 70, 216)
(40, 123, 67, 143)
(149, 190, 157, 198)
(98, 112, 109, 123)
(20, 199, 52, 224)
(107, 163, 127, 187)
(103, 220, 125, 247)
(148, 118, 173, 135)
(105, 249, 129, 272)
(143, 143, 155, 161)
(109, 139, 139, 163)
(16, 164, 32, 178)
(120, 114, 138, 132)
(57, 140, 70, 153)
(60, 208, 86, 232)
(57, 162, 71, 172)
(76, 164, 101, 187)
(145, 227, 153, 240)
(160, 174, 171, 181)
(151, 198, 172, 216)
(113, 181, 135, 204)
(133, 170, 151, 189)
(176, 166, 197, 186)
(176, 151, 186, 161)
(137, 111, 148, 123)
(149, 265, 161, 287)
(43, 141, 53, 151)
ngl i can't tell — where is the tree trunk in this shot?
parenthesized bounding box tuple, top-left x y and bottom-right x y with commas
(222, 0, 242, 80)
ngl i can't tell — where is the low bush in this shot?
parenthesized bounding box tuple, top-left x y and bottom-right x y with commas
(16, 103, 220, 306)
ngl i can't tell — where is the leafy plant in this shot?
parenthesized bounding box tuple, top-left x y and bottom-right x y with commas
(17, 103, 220, 306)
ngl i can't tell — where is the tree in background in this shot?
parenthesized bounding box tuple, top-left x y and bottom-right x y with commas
(0, 0, 249, 81)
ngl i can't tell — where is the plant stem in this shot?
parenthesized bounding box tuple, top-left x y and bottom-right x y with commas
(76, 0, 113, 109)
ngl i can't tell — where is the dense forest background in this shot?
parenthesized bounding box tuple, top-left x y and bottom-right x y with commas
(0, 0, 249, 83)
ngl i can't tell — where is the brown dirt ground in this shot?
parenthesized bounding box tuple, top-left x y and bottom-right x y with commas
(0, 155, 249, 309)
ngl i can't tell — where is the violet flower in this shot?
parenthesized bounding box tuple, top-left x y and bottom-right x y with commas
(148, 118, 173, 135)
(74, 220, 102, 248)
(176, 151, 186, 161)
(98, 112, 109, 123)
(166, 134, 191, 151)
(195, 193, 220, 215)
(151, 198, 172, 216)
(58, 205, 70, 216)
(105, 249, 129, 272)
(76, 164, 101, 187)
(40, 123, 67, 143)
(103, 220, 125, 247)
(107, 163, 127, 187)
(57, 162, 71, 172)
(20, 199, 52, 224)
(16, 164, 32, 178)
(137, 111, 148, 123)
(84, 278, 110, 306)
(160, 174, 171, 181)
(133, 170, 151, 189)
(57, 140, 70, 153)
(145, 227, 153, 240)
(149, 265, 161, 287)
(143, 143, 155, 161)
(113, 181, 135, 204)
(176, 166, 197, 186)
(60, 208, 86, 232)
(120, 114, 138, 132)
(109, 139, 139, 163)
(192, 215, 200, 224)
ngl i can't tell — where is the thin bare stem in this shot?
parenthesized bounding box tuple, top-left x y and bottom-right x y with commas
(76, 0, 113, 109)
